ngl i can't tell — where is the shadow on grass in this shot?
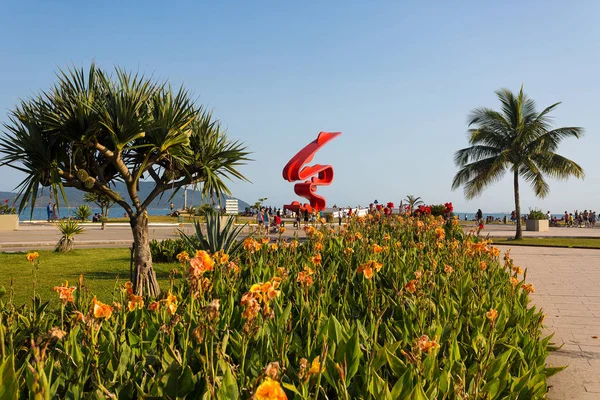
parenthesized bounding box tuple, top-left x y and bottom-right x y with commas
(83, 270, 172, 280)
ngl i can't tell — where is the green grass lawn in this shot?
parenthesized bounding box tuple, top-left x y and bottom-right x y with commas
(0, 248, 177, 307)
(492, 237, 600, 249)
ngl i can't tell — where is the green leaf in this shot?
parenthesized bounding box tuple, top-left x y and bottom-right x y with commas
(482, 378, 500, 399)
(0, 356, 18, 400)
(217, 364, 238, 400)
(344, 327, 362, 383)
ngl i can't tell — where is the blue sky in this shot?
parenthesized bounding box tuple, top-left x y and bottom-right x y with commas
(1, 0, 599, 213)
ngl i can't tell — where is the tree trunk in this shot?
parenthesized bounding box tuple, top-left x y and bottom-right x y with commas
(514, 169, 522, 240)
(130, 213, 161, 297)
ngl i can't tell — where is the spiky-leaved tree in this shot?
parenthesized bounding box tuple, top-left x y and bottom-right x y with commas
(452, 87, 584, 239)
(0, 65, 250, 296)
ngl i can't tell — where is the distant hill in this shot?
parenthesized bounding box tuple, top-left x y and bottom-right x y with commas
(0, 182, 250, 211)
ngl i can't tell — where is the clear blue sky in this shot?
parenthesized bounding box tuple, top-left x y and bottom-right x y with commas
(1, 0, 598, 213)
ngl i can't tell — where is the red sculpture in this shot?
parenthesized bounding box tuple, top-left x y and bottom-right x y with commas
(283, 131, 341, 213)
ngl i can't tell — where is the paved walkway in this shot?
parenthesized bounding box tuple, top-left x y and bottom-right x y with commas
(475, 223, 600, 238)
(499, 245, 600, 399)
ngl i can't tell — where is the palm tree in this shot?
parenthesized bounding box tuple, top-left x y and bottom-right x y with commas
(452, 87, 584, 239)
(0, 64, 250, 296)
(404, 195, 424, 214)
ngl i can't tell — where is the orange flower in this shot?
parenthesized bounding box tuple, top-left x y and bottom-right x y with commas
(414, 270, 423, 279)
(278, 226, 286, 234)
(213, 250, 229, 265)
(297, 268, 314, 287)
(405, 280, 417, 294)
(163, 291, 178, 315)
(490, 247, 500, 257)
(26, 252, 39, 263)
(444, 265, 454, 274)
(434, 227, 445, 240)
(510, 277, 519, 287)
(314, 242, 323, 251)
(127, 294, 144, 312)
(255, 377, 288, 400)
(354, 232, 363, 240)
(92, 296, 113, 320)
(244, 237, 262, 253)
(189, 251, 215, 277)
(512, 266, 523, 275)
(309, 253, 322, 265)
(417, 335, 439, 353)
(357, 260, 382, 280)
(53, 281, 76, 304)
(382, 234, 390, 241)
(371, 244, 383, 254)
(522, 283, 535, 294)
(344, 247, 354, 256)
(479, 261, 487, 271)
(176, 251, 190, 265)
(123, 281, 133, 296)
(269, 243, 279, 252)
(486, 308, 498, 322)
(241, 292, 261, 320)
(148, 301, 160, 311)
(227, 261, 240, 274)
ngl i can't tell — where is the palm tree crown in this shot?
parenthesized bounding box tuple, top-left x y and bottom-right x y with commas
(452, 86, 584, 238)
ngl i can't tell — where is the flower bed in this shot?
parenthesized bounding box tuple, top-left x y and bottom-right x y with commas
(0, 215, 557, 399)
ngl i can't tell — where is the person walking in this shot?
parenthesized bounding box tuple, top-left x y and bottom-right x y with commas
(46, 202, 52, 222)
(263, 208, 270, 235)
(52, 204, 58, 221)
(295, 211, 301, 229)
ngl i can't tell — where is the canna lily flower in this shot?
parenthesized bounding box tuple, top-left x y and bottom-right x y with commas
(92, 296, 113, 320)
(371, 244, 383, 254)
(309, 253, 322, 265)
(255, 377, 288, 400)
(26, 252, 40, 263)
(434, 227, 445, 240)
(417, 335, 439, 353)
(521, 283, 535, 294)
(344, 247, 354, 256)
(278, 226, 286, 234)
(176, 251, 190, 265)
(123, 281, 133, 296)
(414, 270, 423, 279)
(127, 294, 144, 312)
(479, 261, 487, 271)
(297, 268, 314, 287)
(486, 308, 498, 322)
(512, 266, 523, 275)
(314, 242, 323, 251)
(405, 280, 417, 294)
(444, 265, 454, 274)
(269, 243, 279, 252)
(510, 277, 519, 287)
(148, 301, 160, 311)
(53, 281, 76, 304)
(163, 291, 178, 315)
(308, 356, 323, 375)
(189, 251, 215, 277)
(213, 250, 229, 265)
(382, 234, 390, 241)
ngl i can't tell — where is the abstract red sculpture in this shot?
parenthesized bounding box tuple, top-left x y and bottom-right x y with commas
(282, 131, 341, 213)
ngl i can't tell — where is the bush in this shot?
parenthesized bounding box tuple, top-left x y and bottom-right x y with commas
(73, 205, 92, 221)
(149, 238, 189, 263)
(0, 199, 16, 215)
(1, 215, 556, 398)
(528, 208, 546, 220)
(324, 212, 334, 223)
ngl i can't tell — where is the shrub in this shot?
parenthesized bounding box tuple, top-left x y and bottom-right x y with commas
(528, 208, 546, 220)
(54, 219, 83, 252)
(180, 211, 247, 256)
(149, 238, 189, 263)
(324, 212, 334, 223)
(1, 215, 557, 398)
(0, 199, 16, 215)
(73, 204, 92, 221)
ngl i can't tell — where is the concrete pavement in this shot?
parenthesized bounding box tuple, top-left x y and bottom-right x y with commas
(500, 245, 600, 399)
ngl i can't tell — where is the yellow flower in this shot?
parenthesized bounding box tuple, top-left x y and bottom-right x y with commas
(510, 277, 519, 287)
(371, 244, 383, 254)
(344, 247, 354, 256)
(479, 261, 487, 271)
(213, 250, 229, 264)
(486, 308, 498, 322)
(314, 242, 323, 251)
(308, 356, 323, 375)
(309, 253, 322, 265)
(444, 265, 454, 274)
(269, 243, 279, 252)
(176, 251, 190, 265)
(435, 227, 445, 240)
(163, 291, 178, 315)
(26, 252, 39, 262)
(255, 377, 288, 400)
(92, 296, 113, 319)
(279, 227, 286, 234)
(189, 251, 215, 276)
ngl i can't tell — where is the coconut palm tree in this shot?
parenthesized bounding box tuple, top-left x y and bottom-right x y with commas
(0, 64, 250, 296)
(452, 87, 584, 239)
(404, 195, 424, 214)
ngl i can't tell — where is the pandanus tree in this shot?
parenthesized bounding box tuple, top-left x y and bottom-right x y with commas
(0, 65, 250, 296)
(452, 87, 584, 239)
